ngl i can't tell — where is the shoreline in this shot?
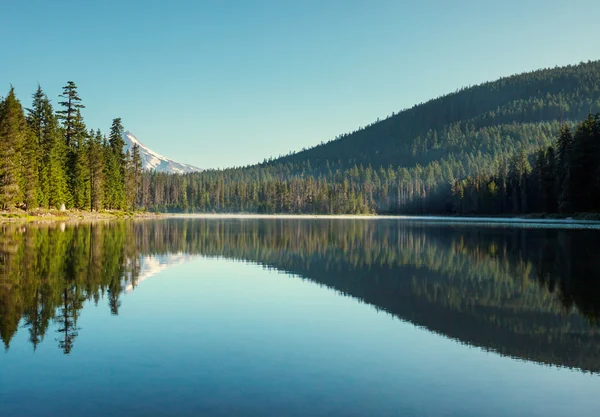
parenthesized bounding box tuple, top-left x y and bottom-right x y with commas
(158, 213, 600, 227)
(3, 210, 600, 228)
(0, 209, 163, 224)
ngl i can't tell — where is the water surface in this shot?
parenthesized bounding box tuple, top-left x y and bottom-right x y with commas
(1, 218, 600, 416)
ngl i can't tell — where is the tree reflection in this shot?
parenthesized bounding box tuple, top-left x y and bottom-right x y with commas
(0, 219, 599, 370)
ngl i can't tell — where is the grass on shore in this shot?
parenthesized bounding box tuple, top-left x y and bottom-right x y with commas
(0, 209, 155, 223)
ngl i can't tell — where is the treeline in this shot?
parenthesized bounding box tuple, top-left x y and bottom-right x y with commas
(452, 115, 600, 215)
(0, 83, 142, 211)
(141, 60, 600, 215)
(265, 60, 600, 172)
(140, 121, 561, 214)
(4, 61, 600, 216)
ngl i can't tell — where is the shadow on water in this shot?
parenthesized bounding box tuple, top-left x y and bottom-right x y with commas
(1, 218, 600, 372)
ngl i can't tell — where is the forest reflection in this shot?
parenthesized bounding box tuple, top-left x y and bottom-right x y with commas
(1, 219, 600, 372)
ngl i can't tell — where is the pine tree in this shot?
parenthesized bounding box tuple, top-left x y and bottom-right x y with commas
(20, 128, 39, 209)
(26, 85, 48, 207)
(569, 114, 597, 212)
(57, 81, 84, 148)
(57, 82, 88, 208)
(541, 146, 558, 213)
(0, 88, 28, 209)
(593, 114, 600, 210)
(88, 130, 106, 211)
(131, 143, 143, 209)
(27, 85, 67, 209)
(124, 149, 136, 210)
(103, 139, 124, 209)
(69, 110, 89, 209)
(556, 124, 574, 213)
(109, 118, 126, 168)
(106, 118, 126, 209)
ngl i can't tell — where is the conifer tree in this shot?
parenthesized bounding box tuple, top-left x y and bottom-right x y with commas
(88, 129, 106, 211)
(131, 144, 143, 209)
(57, 81, 84, 148)
(541, 146, 558, 213)
(124, 149, 135, 209)
(569, 115, 597, 212)
(20, 128, 39, 209)
(27, 86, 48, 206)
(109, 118, 126, 169)
(26, 85, 68, 208)
(105, 118, 126, 209)
(556, 124, 574, 212)
(69, 110, 90, 209)
(103, 138, 124, 209)
(0, 88, 28, 209)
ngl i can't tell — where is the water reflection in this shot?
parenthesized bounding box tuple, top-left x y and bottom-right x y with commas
(1, 219, 600, 372)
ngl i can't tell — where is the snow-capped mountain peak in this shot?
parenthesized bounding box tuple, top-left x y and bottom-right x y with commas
(122, 130, 202, 174)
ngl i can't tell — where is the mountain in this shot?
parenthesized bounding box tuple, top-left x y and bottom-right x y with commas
(139, 60, 600, 215)
(261, 60, 600, 173)
(124, 253, 194, 293)
(122, 130, 202, 174)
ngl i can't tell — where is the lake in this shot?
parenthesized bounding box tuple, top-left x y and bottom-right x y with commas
(1, 217, 600, 416)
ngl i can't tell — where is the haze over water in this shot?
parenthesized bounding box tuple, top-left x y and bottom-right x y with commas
(1, 218, 600, 416)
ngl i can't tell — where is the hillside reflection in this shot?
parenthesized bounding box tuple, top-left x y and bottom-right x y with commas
(1, 219, 600, 371)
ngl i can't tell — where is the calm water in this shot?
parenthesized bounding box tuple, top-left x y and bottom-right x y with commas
(2, 218, 600, 417)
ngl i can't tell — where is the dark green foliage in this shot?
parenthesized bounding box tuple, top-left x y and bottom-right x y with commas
(0, 83, 130, 212)
(27, 85, 68, 208)
(2, 220, 600, 370)
(265, 60, 600, 173)
(0, 88, 28, 209)
(109, 117, 126, 168)
(0, 222, 138, 353)
(104, 140, 125, 210)
(131, 144, 143, 208)
(105, 118, 126, 209)
(57, 81, 84, 148)
(140, 60, 600, 215)
(451, 115, 600, 216)
(88, 129, 106, 211)
(3, 60, 600, 215)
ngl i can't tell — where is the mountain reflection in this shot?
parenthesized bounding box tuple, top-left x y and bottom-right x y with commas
(1, 219, 600, 372)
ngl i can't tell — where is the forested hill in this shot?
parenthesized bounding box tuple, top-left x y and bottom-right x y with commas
(268, 61, 600, 168)
(138, 60, 600, 215)
(3, 61, 600, 215)
(262, 60, 600, 173)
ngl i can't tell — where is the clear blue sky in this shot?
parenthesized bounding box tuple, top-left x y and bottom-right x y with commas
(2, 0, 599, 169)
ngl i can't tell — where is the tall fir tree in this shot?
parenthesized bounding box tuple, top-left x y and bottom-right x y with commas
(109, 118, 126, 168)
(19, 128, 39, 209)
(106, 118, 126, 209)
(57, 81, 84, 148)
(569, 115, 597, 212)
(131, 144, 143, 209)
(556, 124, 574, 213)
(0, 88, 28, 209)
(72, 119, 90, 209)
(57, 82, 88, 208)
(26, 85, 48, 206)
(541, 146, 558, 213)
(26, 85, 68, 208)
(88, 130, 106, 211)
(103, 138, 124, 209)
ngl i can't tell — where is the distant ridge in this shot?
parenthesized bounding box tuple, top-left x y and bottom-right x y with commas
(122, 131, 202, 174)
(263, 60, 600, 173)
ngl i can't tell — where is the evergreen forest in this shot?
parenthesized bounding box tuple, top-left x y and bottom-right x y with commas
(0, 82, 142, 212)
(2, 60, 600, 215)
